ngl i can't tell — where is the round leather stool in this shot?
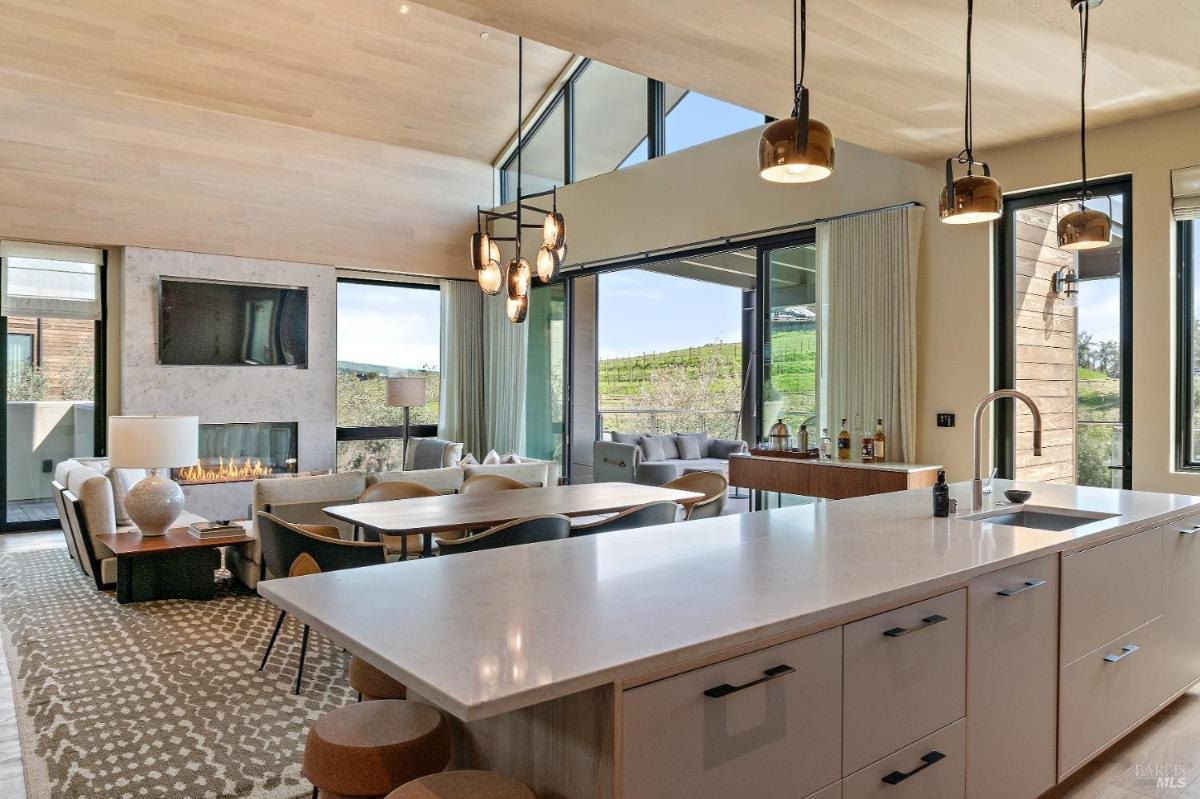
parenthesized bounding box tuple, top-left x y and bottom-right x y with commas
(304, 700, 450, 799)
(386, 771, 537, 799)
(349, 656, 407, 701)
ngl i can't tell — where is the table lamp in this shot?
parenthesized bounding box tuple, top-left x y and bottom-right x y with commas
(108, 415, 199, 535)
(386, 376, 426, 468)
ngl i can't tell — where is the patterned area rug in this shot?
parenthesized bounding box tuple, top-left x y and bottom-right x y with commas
(0, 547, 354, 799)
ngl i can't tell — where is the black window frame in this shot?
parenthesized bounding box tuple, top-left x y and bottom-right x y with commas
(334, 278, 440, 459)
(1176, 219, 1199, 470)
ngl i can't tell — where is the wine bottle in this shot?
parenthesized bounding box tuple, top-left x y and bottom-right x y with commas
(873, 418, 887, 463)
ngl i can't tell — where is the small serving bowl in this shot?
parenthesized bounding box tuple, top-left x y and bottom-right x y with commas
(1004, 489, 1033, 504)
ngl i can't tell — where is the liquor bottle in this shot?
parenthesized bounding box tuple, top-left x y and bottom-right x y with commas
(819, 428, 833, 461)
(860, 426, 874, 462)
(798, 424, 809, 453)
(837, 419, 851, 460)
(873, 419, 887, 463)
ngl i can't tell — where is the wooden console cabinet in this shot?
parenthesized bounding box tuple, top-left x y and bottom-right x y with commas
(728, 454, 941, 500)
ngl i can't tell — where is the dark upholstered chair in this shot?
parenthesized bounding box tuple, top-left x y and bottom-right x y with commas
(257, 512, 386, 694)
(570, 501, 678, 536)
(435, 514, 570, 556)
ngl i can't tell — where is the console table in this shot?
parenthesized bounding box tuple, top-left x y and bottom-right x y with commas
(728, 454, 941, 503)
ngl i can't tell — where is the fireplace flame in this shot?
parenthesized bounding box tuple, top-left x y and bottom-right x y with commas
(176, 456, 273, 484)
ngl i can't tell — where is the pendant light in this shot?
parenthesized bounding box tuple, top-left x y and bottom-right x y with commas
(1057, 0, 1112, 250)
(939, 0, 1002, 224)
(758, 0, 834, 183)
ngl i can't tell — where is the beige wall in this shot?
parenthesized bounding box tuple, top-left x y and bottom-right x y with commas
(917, 105, 1200, 492)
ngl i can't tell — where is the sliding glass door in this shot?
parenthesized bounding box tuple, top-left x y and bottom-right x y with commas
(525, 282, 568, 475)
(760, 237, 820, 442)
(995, 179, 1133, 488)
(2, 245, 106, 532)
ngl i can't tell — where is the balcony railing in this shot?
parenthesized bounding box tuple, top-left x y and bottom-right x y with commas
(599, 408, 741, 440)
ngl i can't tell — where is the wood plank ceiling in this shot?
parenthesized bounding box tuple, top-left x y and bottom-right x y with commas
(0, 0, 572, 275)
(416, 0, 1200, 162)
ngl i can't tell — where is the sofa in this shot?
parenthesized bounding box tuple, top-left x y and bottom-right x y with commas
(593, 431, 748, 486)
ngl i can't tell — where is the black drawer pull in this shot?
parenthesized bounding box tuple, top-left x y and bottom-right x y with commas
(882, 750, 946, 785)
(1103, 644, 1139, 663)
(883, 614, 947, 638)
(703, 664, 795, 698)
(997, 578, 1047, 597)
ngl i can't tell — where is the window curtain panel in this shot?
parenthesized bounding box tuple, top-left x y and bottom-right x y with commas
(483, 293, 529, 455)
(822, 205, 924, 462)
(438, 280, 486, 458)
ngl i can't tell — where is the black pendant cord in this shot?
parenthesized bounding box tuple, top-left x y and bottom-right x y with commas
(792, 0, 808, 113)
(959, 0, 975, 173)
(516, 36, 523, 261)
(1077, 2, 1090, 202)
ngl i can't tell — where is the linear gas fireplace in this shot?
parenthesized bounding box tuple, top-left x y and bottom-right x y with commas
(173, 421, 298, 485)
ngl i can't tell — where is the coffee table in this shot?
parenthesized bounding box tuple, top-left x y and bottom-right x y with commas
(95, 523, 255, 604)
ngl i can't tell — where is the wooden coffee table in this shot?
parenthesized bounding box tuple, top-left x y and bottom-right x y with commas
(95, 524, 254, 604)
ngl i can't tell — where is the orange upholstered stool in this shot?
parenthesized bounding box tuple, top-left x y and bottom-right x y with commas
(349, 656, 407, 701)
(386, 771, 537, 799)
(304, 700, 450, 799)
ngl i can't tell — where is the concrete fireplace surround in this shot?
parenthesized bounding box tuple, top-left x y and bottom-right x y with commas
(120, 247, 337, 520)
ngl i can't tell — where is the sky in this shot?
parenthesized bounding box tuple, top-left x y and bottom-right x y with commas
(1077, 278, 1121, 343)
(598, 269, 743, 358)
(337, 281, 440, 371)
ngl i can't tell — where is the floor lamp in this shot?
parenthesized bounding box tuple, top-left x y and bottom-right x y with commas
(386, 376, 427, 469)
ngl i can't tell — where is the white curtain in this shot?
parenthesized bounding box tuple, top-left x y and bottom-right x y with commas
(483, 293, 529, 455)
(438, 280, 486, 457)
(822, 205, 924, 462)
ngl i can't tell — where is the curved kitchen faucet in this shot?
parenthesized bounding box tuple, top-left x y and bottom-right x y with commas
(973, 389, 1043, 511)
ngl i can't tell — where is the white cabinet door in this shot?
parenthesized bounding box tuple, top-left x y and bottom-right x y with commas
(843, 590, 966, 774)
(966, 554, 1058, 799)
(1163, 515, 1200, 693)
(622, 627, 842, 799)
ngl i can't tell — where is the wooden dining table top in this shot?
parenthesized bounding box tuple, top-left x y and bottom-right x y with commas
(323, 482, 706, 533)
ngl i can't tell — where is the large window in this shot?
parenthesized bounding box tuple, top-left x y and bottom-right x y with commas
(335, 280, 440, 472)
(525, 282, 567, 470)
(500, 59, 765, 202)
(1178, 220, 1200, 468)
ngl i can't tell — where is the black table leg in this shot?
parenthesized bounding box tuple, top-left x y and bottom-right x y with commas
(422, 532, 433, 558)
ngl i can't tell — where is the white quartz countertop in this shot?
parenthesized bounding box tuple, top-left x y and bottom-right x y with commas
(257, 480, 1200, 721)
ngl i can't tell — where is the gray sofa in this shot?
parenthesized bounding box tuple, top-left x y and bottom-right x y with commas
(593, 431, 748, 485)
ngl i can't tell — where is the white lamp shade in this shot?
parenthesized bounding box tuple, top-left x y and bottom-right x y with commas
(108, 416, 199, 469)
(386, 376, 427, 407)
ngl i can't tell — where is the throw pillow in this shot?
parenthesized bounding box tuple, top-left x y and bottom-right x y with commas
(482, 450, 502, 465)
(708, 439, 748, 459)
(611, 431, 639, 446)
(676, 432, 710, 458)
(640, 436, 666, 462)
(677, 436, 702, 460)
(458, 453, 479, 466)
(412, 439, 449, 470)
(501, 452, 521, 464)
(104, 467, 144, 526)
(658, 434, 680, 460)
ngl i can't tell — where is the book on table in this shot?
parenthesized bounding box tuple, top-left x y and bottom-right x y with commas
(188, 522, 243, 539)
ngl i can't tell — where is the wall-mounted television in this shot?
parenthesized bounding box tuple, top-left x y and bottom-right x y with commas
(158, 277, 308, 367)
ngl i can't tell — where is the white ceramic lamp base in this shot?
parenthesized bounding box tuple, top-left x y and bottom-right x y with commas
(124, 470, 185, 536)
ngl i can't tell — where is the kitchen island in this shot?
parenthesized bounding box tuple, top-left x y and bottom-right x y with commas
(259, 480, 1200, 799)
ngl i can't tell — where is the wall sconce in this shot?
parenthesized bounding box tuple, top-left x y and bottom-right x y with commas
(1053, 266, 1079, 306)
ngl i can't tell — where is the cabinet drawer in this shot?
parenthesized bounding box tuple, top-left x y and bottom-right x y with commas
(842, 719, 965, 799)
(1061, 528, 1162, 665)
(622, 627, 842, 799)
(967, 554, 1058, 799)
(1163, 516, 1200, 693)
(1059, 616, 1170, 777)
(843, 589, 966, 774)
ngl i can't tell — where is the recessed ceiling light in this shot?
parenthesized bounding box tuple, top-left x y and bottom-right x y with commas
(399, 4, 409, 13)
(480, 31, 490, 39)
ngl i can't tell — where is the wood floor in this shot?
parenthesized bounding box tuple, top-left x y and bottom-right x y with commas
(0, 527, 1198, 799)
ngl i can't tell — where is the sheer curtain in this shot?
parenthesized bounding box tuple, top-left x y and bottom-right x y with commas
(437, 280, 486, 457)
(821, 205, 924, 462)
(483, 293, 528, 454)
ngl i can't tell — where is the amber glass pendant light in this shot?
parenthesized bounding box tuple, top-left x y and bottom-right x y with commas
(1057, 0, 1112, 250)
(940, 0, 1002, 224)
(758, 0, 834, 183)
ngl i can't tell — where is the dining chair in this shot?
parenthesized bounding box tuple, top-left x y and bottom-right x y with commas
(569, 501, 678, 536)
(664, 471, 729, 520)
(460, 474, 531, 494)
(355, 480, 439, 555)
(435, 514, 570, 555)
(256, 512, 386, 694)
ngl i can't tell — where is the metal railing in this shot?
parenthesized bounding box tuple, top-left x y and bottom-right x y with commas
(598, 408, 741, 439)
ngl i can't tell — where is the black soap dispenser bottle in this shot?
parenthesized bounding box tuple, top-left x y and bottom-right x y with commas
(932, 470, 950, 517)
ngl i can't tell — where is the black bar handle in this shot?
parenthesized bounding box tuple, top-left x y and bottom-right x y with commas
(997, 578, 1047, 597)
(882, 750, 946, 785)
(703, 664, 795, 699)
(883, 614, 947, 638)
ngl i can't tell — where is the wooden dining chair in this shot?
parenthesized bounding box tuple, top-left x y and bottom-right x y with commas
(570, 501, 678, 536)
(664, 471, 729, 520)
(435, 514, 570, 555)
(356, 480, 438, 555)
(460, 474, 531, 494)
(256, 512, 385, 694)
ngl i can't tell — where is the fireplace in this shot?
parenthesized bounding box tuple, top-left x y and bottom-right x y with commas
(173, 421, 299, 485)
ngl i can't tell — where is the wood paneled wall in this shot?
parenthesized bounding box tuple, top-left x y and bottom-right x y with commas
(1014, 206, 1077, 485)
(6, 317, 94, 399)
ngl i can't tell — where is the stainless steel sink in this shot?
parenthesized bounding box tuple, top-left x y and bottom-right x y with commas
(961, 504, 1118, 531)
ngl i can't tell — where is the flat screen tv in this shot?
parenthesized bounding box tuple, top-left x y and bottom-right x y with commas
(158, 277, 308, 367)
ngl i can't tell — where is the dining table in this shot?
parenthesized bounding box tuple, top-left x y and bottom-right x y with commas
(323, 481, 706, 558)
